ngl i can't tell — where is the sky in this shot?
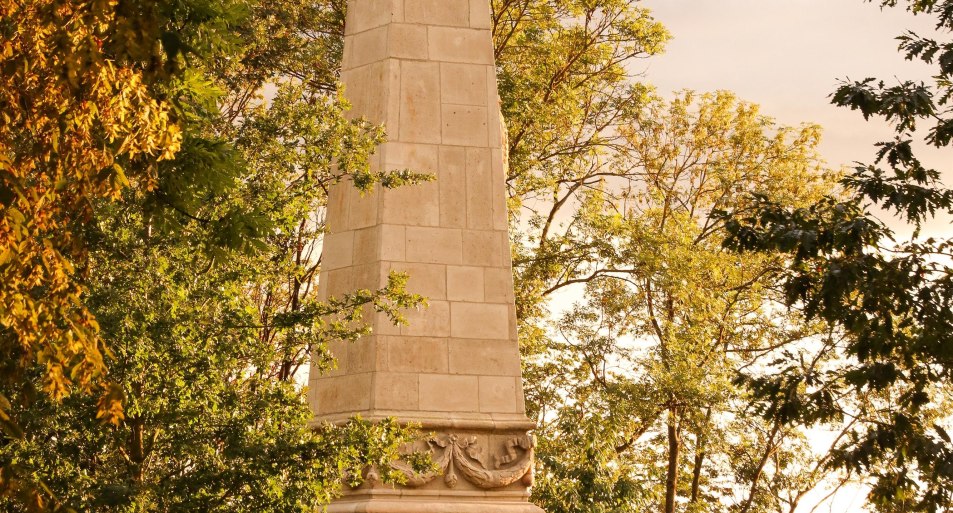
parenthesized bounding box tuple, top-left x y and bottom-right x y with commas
(640, 0, 951, 239)
(634, 2, 949, 511)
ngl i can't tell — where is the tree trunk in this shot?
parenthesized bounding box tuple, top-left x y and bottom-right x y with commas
(278, 222, 306, 381)
(738, 422, 782, 513)
(665, 404, 680, 513)
(129, 416, 145, 482)
(690, 443, 704, 503)
(690, 408, 711, 504)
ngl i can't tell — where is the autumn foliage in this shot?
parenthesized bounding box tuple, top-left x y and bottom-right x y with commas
(0, 0, 180, 415)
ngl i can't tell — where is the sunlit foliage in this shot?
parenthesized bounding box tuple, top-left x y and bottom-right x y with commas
(0, 1, 426, 511)
(0, 0, 181, 417)
(721, 1, 953, 510)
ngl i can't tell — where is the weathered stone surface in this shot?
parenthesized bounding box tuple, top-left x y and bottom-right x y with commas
(309, 1, 542, 511)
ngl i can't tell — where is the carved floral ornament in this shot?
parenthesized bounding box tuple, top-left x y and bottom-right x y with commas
(361, 433, 536, 490)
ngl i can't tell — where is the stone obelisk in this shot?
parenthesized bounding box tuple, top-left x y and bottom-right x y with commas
(309, 0, 543, 512)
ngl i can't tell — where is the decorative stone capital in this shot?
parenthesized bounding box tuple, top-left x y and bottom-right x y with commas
(388, 432, 535, 490)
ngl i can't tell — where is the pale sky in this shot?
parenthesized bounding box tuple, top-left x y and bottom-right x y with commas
(640, 0, 951, 239)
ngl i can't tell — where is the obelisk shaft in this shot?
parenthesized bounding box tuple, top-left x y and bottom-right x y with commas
(310, 1, 542, 511)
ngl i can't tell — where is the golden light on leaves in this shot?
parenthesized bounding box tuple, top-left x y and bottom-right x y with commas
(0, 0, 180, 420)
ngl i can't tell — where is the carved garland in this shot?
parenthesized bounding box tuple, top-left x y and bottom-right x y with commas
(389, 434, 535, 490)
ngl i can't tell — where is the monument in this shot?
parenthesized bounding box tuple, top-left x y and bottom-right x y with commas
(308, 0, 543, 512)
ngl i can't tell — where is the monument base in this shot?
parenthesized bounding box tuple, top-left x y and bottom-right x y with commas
(326, 498, 545, 513)
(325, 425, 541, 513)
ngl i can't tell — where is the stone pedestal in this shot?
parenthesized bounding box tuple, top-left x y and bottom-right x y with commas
(309, 1, 542, 512)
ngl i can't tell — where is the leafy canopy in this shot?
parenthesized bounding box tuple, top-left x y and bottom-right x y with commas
(1, 0, 428, 511)
(0, 0, 181, 415)
(720, 1, 953, 511)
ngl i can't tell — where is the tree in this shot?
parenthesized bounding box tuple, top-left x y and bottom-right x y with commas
(487, 1, 854, 510)
(488, 2, 667, 506)
(492, 0, 668, 316)
(517, 91, 843, 513)
(720, 1, 953, 511)
(1, 1, 427, 511)
(0, 1, 191, 506)
(0, 165, 420, 511)
(0, 0, 182, 420)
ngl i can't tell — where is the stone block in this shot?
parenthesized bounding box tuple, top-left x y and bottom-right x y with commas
(448, 338, 521, 376)
(389, 262, 447, 300)
(465, 147, 493, 229)
(324, 267, 355, 298)
(406, 227, 463, 264)
(374, 372, 420, 410)
(418, 374, 479, 411)
(320, 339, 351, 377)
(442, 105, 489, 147)
(382, 143, 439, 213)
(402, 300, 451, 337)
(450, 302, 509, 339)
(447, 265, 485, 302)
(478, 376, 520, 413)
(342, 35, 354, 70)
(382, 336, 449, 373)
(351, 262, 385, 290)
(491, 148, 508, 230)
(348, 182, 380, 230)
(484, 267, 514, 303)
(385, 59, 402, 129)
(313, 373, 372, 414)
(440, 63, 489, 106)
(380, 224, 407, 261)
(351, 25, 389, 67)
(342, 61, 391, 124)
(305, 383, 318, 408)
(382, 180, 440, 226)
(399, 61, 442, 144)
(345, 0, 400, 34)
(516, 380, 526, 413)
(469, 0, 492, 29)
(325, 183, 350, 233)
(487, 94, 503, 149)
(405, 0, 469, 26)
(388, 23, 429, 60)
(428, 26, 494, 64)
(438, 146, 467, 228)
(461, 230, 503, 267)
(383, 141, 440, 173)
(374, 311, 402, 336)
(353, 226, 381, 265)
(348, 337, 382, 373)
